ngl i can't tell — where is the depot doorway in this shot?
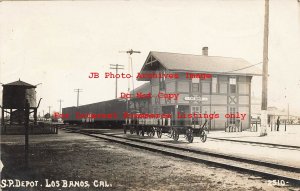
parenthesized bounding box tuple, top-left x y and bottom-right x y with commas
(162, 106, 175, 125)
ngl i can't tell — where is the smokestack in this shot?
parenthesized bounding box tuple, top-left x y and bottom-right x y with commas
(202, 47, 208, 56)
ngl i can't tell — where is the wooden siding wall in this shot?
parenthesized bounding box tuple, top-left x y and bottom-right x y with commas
(147, 70, 252, 130)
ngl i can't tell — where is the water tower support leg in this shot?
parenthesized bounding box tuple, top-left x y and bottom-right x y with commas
(1, 108, 4, 133)
(34, 108, 37, 125)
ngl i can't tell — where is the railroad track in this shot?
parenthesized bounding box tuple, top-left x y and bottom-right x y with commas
(207, 137, 300, 150)
(63, 128, 300, 187)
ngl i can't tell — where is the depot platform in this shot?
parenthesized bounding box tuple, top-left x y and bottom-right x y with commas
(76, 125, 300, 169)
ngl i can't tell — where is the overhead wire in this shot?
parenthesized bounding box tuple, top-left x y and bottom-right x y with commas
(218, 62, 263, 74)
(171, 61, 263, 75)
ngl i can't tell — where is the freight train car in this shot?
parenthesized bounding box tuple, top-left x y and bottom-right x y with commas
(62, 99, 127, 128)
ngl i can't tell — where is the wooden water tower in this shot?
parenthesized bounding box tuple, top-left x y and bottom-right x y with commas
(1, 79, 41, 132)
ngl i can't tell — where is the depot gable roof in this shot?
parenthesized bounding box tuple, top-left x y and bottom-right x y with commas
(139, 51, 262, 80)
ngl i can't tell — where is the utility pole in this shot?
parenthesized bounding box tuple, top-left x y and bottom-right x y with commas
(58, 99, 63, 114)
(24, 99, 30, 168)
(287, 103, 289, 124)
(110, 64, 124, 98)
(74, 89, 83, 107)
(285, 88, 289, 124)
(119, 49, 141, 111)
(260, 0, 269, 136)
(119, 49, 141, 94)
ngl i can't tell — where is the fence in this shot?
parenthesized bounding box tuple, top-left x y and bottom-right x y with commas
(225, 121, 243, 132)
(1, 122, 58, 135)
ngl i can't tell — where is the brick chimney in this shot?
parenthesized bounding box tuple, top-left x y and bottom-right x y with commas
(202, 47, 208, 56)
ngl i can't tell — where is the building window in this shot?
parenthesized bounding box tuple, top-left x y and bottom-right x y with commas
(212, 77, 218, 93)
(229, 107, 236, 125)
(159, 71, 166, 90)
(192, 83, 199, 92)
(229, 77, 236, 94)
(191, 78, 200, 92)
(191, 106, 200, 125)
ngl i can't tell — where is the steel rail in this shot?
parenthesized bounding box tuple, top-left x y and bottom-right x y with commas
(64, 128, 300, 187)
(78, 132, 300, 186)
(207, 137, 300, 150)
(81, 129, 300, 173)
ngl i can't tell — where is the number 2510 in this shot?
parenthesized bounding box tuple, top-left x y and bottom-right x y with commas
(268, 180, 286, 186)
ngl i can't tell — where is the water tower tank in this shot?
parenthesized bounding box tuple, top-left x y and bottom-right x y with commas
(2, 79, 37, 109)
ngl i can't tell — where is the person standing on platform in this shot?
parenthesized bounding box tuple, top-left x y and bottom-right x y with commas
(276, 116, 280, 131)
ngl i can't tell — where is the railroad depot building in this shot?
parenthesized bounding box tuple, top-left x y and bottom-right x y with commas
(130, 47, 261, 130)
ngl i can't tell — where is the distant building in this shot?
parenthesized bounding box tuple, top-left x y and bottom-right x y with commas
(130, 48, 261, 130)
(252, 103, 300, 125)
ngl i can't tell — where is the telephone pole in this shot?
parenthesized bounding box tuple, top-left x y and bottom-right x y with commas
(119, 49, 141, 94)
(260, 0, 269, 136)
(288, 103, 289, 124)
(58, 99, 63, 114)
(110, 64, 124, 98)
(285, 88, 289, 124)
(119, 49, 141, 111)
(74, 89, 83, 107)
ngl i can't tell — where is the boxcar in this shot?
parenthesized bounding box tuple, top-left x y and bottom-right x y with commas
(62, 99, 127, 128)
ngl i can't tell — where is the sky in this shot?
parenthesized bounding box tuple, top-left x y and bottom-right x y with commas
(0, 0, 300, 116)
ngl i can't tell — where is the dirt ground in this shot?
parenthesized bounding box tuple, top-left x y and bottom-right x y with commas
(0, 130, 298, 191)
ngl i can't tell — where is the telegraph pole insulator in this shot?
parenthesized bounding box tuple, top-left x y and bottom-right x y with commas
(127, 49, 141, 55)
